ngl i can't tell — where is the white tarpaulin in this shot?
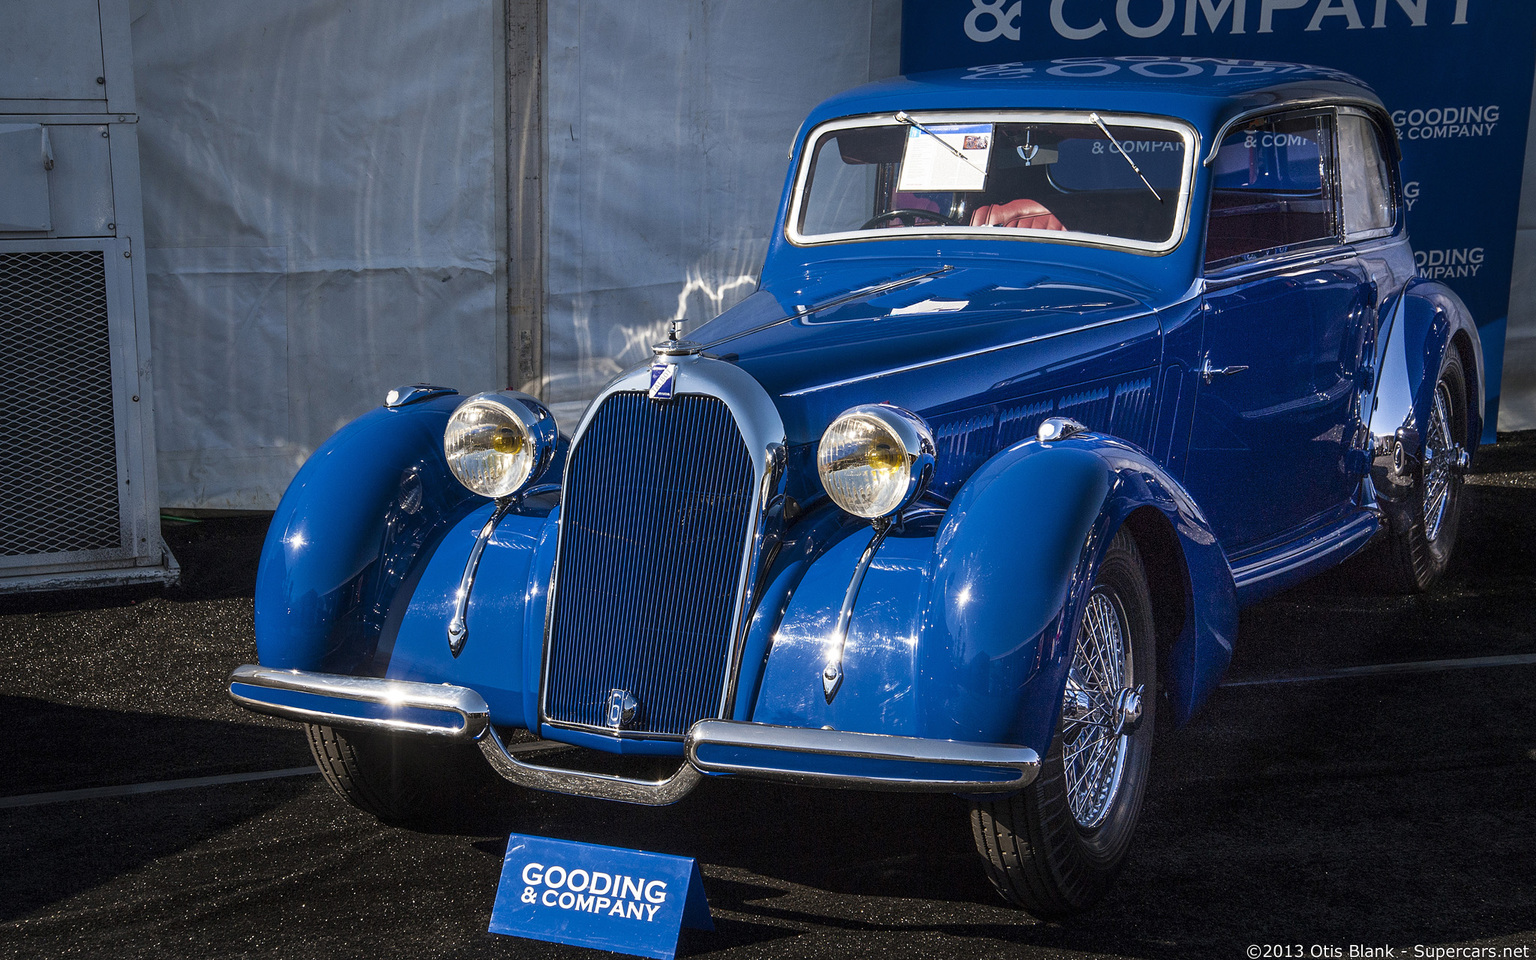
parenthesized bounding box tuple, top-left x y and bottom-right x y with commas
(131, 0, 505, 509)
(541, 0, 900, 426)
(130, 0, 901, 509)
(132, 0, 1530, 511)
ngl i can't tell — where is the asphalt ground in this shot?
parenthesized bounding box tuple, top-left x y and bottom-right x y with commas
(2, 437, 1534, 960)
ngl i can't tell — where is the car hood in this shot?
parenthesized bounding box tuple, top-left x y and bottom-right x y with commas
(688, 257, 1170, 444)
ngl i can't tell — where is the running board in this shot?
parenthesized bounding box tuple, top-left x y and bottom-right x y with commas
(1230, 511, 1378, 605)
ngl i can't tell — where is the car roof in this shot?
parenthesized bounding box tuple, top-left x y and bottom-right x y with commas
(801, 58, 1387, 139)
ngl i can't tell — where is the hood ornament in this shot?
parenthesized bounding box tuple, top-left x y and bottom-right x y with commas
(652, 319, 702, 358)
(650, 321, 698, 402)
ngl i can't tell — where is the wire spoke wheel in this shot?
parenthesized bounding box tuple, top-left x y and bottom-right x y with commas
(1422, 379, 1460, 544)
(1371, 348, 1468, 592)
(1061, 590, 1132, 829)
(969, 528, 1156, 919)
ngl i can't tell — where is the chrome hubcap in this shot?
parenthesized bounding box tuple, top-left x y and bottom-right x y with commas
(1422, 379, 1461, 544)
(1061, 589, 1136, 830)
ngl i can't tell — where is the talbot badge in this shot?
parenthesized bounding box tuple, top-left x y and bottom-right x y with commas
(648, 361, 676, 401)
(606, 688, 639, 729)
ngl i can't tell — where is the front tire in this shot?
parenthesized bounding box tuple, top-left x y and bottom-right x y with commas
(970, 529, 1156, 918)
(306, 723, 505, 829)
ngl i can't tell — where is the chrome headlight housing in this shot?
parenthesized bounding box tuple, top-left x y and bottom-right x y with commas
(444, 391, 558, 498)
(817, 404, 935, 519)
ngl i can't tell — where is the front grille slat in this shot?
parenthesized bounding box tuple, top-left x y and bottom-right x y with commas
(545, 393, 756, 737)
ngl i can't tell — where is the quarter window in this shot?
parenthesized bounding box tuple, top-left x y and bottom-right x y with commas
(1206, 112, 1335, 267)
(1338, 112, 1396, 239)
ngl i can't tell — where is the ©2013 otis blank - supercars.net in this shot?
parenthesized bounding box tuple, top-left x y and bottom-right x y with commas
(229, 58, 1483, 917)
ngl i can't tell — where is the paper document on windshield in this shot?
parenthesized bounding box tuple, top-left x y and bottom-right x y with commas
(897, 123, 992, 192)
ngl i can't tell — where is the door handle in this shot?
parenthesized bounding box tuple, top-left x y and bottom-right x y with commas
(1200, 356, 1249, 384)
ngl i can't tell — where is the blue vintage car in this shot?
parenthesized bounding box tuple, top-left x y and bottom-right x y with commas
(230, 58, 1482, 917)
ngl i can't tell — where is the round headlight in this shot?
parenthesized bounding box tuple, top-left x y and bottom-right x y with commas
(817, 404, 935, 519)
(444, 391, 558, 498)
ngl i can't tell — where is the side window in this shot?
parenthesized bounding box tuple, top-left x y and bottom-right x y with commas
(1205, 112, 1335, 268)
(1338, 112, 1396, 239)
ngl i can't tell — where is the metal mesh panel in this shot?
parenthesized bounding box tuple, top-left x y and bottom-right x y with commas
(0, 250, 121, 555)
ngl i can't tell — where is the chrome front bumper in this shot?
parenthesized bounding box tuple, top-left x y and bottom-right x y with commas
(228, 665, 1041, 805)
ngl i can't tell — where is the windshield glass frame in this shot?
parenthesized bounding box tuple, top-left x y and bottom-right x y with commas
(785, 110, 1201, 255)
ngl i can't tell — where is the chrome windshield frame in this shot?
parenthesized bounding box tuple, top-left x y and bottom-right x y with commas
(784, 109, 1200, 255)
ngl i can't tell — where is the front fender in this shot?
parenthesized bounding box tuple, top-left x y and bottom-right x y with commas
(751, 434, 1237, 759)
(254, 394, 479, 674)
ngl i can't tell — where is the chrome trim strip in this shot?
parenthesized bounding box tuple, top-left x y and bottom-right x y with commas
(446, 499, 514, 657)
(696, 265, 952, 353)
(539, 355, 789, 741)
(1204, 97, 1389, 166)
(821, 519, 892, 703)
(1229, 511, 1378, 592)
(476, 725, 703, 806)
(227, 665, 489, 739)
(780, 310, 1152, 397)
(686, 720, 1042, 793)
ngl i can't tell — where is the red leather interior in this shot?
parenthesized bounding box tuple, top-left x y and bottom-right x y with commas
(969, 198, 1066, 231)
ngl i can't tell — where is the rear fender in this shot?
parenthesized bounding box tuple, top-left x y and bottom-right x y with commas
(1365, 280, 1484, 529)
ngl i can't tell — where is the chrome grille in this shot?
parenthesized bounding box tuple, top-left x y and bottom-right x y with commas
(0, 250, 121, 556)
(544, 393, 757, 737)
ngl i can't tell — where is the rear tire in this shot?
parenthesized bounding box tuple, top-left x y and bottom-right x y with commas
(970, 529, 1156, 918)
(1375, 350, 1469, 593)
(306, 723, 505, 829)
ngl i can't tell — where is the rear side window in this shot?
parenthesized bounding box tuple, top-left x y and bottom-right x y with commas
(1338, 111, 1396, 240)
(1206, 112, 1335, 267)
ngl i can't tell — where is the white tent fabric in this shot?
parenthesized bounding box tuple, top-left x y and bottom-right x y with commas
(540, 0, 901, 427)
(131, 0, 900, 509)
(126, 0, 1531, 511)
(131, 0, 505, 509)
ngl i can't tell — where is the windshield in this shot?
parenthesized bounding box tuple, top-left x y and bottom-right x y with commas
(789, 112, 1196, 253)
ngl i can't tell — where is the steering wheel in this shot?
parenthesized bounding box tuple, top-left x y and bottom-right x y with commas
(861, 208, 963, 229)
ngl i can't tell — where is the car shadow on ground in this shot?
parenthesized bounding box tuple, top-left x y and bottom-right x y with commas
(0, 698, 314, 924)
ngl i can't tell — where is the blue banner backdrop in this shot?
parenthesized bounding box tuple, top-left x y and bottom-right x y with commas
(901, 0, 1536, 440)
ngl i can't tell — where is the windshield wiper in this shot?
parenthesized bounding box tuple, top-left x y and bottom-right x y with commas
(894, 111, 989, 177)
(1089, 112, 1163, 204)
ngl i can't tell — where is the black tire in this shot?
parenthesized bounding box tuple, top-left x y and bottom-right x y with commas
(306, 723, 506, 829)
(970, 529, 1156, 919)
(1375, 350, 1469, 593)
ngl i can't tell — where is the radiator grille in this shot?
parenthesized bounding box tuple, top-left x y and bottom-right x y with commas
(0, 251, 121, 556)
(544, 393, 756, 737)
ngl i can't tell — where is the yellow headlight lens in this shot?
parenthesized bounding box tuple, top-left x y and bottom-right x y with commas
(445, 397, 538, 498)
(818, 413, 914, 519)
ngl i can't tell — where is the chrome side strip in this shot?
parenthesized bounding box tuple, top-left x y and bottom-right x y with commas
(821, 519, 892, 703)
(447, 499, 515, 657)
(227, 665, 489, 739)
(779, 311, 1150, 397)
